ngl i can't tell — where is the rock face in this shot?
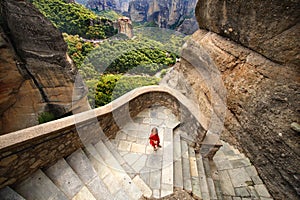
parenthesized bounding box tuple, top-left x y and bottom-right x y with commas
(82, 0, 198, 33)
(165, 29, 300, 200)
(176, 17, 199, 35)
(129, 0, 198, 30)
(0, 0, 89, 134)
(196, 0, 300, 67)
(117, 17, 134, 38)
(86, 0, 118, 11)
(163, 1, 300, 199)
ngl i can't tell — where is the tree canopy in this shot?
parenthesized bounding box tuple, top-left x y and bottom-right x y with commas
(32, 0, 117, 39)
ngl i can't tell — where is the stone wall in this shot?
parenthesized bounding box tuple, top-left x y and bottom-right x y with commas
(0, 86, 211, 189)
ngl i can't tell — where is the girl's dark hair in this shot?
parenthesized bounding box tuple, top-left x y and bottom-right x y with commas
(151, 127, 158, 133)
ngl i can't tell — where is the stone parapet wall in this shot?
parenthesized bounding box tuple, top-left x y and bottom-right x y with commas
(0, 85, 211, 189)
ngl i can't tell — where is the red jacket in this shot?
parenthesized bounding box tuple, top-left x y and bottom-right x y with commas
(149, 133, 160, 147)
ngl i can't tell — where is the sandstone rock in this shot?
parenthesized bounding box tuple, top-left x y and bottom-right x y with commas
(128, 0, 148, 22)
(0, 0, 89, 134)
(195, 0, 300, 67)
(117, 16, 134, 38)
(291, 122, 300, 133)
(82, 0, 198, 33)
(129, 0, 198, 29)
(176, 17, 199, 35)
(86, 0, 118, 11)
(165, 29, 300, 199)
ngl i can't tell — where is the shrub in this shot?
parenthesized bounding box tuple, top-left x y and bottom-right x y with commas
(93, 74, 160, 107)
(38, 112, 56, 124)
(160, 69, 168, 78)
(32, 0, 117, 39)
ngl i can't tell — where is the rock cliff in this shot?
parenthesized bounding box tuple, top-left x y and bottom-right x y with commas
(129, 0, 198, 31)
(0, 0, 89, 134)
(86, 0, 118, 11)
(117, 16, 134, 38)
(81, 0, 199, 33)
(163, 0, 300, 199)
(196, 0, 300, 67)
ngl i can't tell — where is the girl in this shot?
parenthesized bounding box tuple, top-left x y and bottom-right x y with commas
(149, 127, 161, 151)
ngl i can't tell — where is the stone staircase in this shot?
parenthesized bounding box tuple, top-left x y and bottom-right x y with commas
(0, 106, 273, 200)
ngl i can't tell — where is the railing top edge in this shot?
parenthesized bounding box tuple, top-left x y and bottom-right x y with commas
(0, 85, 208, 151)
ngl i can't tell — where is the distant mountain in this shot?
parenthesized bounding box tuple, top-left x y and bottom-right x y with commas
(77, 0, 198, 34)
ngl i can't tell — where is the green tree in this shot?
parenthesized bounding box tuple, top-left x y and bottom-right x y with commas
(94, 74, 160, 107)
(32, 0, 117, 39)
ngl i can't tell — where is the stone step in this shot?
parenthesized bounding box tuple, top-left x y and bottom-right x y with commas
(195, 153, 210, 200)
(180, 139, 192, 193)
(188, 146, 202, 200)
(203, 157, 218, 200)
(209, 160, 224, 200)
(84, 144, 130, 200)
(94, 140, 143, 200)
(104, 139, 152, 198)
(173, 130, 183, 189)
(14, 169, 68, 200)
(160, 128, 174, 197)
(0, 186, 25, 200)
(103, 139, 136, 178)
(180, 131, 196, 147)
(45, 158, 96, 200)
(66, 149, 114, 200)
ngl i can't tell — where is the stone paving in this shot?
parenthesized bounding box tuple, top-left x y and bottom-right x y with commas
(110, 105, 274, 200)
(111, 106, 180, 198)
(213, 142, 273, 200)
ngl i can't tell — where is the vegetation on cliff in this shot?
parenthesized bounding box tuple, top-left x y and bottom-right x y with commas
(94, 10, 123, 21)
(32, 0, 117, 39)
(63, 31, 186, 107)
(84, 35, 177, 74)
(93, 74, 160, 106)
(31, 0, 187, 107)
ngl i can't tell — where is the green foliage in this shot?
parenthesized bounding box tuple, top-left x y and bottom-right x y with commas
(63, 33, 99, 80)
(32, 0, 117, 39)
(84, 34, 181, 75)
(132, 21, 159, 28)
(112, 76, 160, 100)
(94, 74, 122, 106)
(94, 74, 160, 107)
(94, 10, 122, 21)
(63, 33, 94, 66)
(38, 112, 56, 124)
(160, 69, 168, 78)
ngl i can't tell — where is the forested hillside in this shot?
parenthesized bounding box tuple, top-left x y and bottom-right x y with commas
(32, 0, 117, 39)
(32, 0, 187, 108)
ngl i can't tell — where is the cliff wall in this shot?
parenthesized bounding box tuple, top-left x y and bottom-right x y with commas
(0, 0, 89, 134)
(82, 0, 199, 33)
(163, 0, 300, 199)
(196, 0, 299, 67)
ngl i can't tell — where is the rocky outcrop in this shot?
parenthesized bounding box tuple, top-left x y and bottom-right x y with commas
(196, 0, 300, 67)
(165, 29, 300, 200)
(84, 0, 130, 13)
(86, 0, 118, 11)
(117, 16, 134, 38)
(82, 0, 198, 33)
(163, 1, 300, 199)
(176, 17, 199, 35)
(129, 0, 198, 30)
(0, 0, 89, 134)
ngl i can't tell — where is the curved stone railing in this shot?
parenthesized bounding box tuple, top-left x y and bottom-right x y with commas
(0, 85, 210, 188)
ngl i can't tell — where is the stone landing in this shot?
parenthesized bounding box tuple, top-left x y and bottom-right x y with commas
(111, 106, 180, 198)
